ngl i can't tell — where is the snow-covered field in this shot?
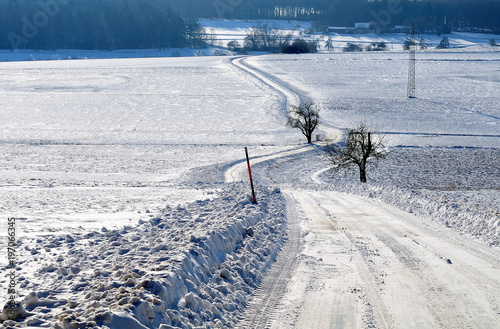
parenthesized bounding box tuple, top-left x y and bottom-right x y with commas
(0, 27, 499, 328)
(0, 56, 296, 234)
(0, 55, 297, 328)
(246, 51, 500, 147)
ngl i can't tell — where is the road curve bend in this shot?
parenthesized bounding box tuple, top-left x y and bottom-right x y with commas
(225, 56, 342, 183)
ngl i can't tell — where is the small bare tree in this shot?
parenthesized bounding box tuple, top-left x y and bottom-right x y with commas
(324, 124, 386, 183)
(325, 37, 334, 51)
(287, 102, 320, 144)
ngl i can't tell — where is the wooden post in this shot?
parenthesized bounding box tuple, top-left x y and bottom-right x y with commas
(245, 147, 257, 204)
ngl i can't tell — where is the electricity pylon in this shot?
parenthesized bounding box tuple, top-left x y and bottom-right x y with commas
(407, 23, 416, 98)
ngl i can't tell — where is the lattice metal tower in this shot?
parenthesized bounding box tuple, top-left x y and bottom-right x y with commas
(407, 23, 416, 98)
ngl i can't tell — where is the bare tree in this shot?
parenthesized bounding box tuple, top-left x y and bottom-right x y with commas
(243, 23, 284, 51)
(227, 40, 241, 51)
(325, 37, 334, 51)
(324, 124, 386, 183)
(287, 102, 320, 144)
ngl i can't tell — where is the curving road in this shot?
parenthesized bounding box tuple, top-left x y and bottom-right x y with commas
(225, 56, 342, 183)
(231, 56, 342, 144)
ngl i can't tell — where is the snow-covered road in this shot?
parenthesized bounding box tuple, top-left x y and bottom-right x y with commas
(268, 190, 500, 328)
(231, 56, 343, 143)
(224, 146, 310, 183)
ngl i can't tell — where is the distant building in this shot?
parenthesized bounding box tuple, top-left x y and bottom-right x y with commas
(329, 23, 380, 34)
(355, 23, 372, 33)
(328, 26, 355, 34)
(394, 25, 412, 34)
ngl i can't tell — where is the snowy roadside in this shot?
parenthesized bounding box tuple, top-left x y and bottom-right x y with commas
(318, 148, 500, 247)
(1, 184, 287, 328)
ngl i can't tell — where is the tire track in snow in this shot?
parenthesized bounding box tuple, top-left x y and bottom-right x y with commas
(373, 234, 459, 328)
(270, 190, 500, 328)
(337, 193, 500, 328)
(230, 56, 301, 112)
(235, 192, 301, 329)
(224, 145, 310, 183)
(231, 56, 342, 143)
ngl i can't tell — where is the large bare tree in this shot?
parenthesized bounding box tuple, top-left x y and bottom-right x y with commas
(324, 124, 386, 183)
(287, 102, 320, 144)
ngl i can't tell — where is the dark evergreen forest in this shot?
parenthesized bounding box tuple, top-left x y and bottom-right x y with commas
(0, 0, 205, 50)
(1, 0, 498, 50)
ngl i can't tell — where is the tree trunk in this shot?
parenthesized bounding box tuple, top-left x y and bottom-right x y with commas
(306, 134, 312, 144)
(359, 165, 367, 183)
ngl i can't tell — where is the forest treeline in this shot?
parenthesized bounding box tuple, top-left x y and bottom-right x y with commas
(1, 0, 498, 50)
(0, 0, 206, 50)
(173, 0, 500, 32)
(319, 0, 500, 33)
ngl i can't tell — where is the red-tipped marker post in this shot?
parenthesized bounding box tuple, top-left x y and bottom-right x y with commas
(245, 147, 257, 204)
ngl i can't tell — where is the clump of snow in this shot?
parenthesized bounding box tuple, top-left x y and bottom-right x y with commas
(0, 184, 287, 328)
(1, 301, 27, 321)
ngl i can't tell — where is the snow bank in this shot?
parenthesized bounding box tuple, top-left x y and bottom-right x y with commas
(1, 184, 287, 328)
(324, 179, 499, 247)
